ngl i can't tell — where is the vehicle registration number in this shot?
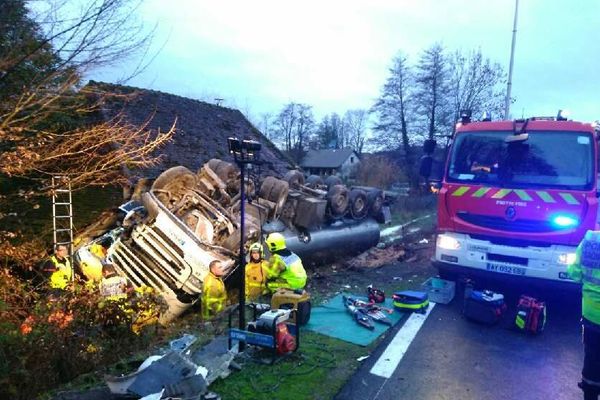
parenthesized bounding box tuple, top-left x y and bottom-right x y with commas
(486, 263, 526, 276)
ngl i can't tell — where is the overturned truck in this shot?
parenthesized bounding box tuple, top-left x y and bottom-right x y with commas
(75, 159, 388, 322)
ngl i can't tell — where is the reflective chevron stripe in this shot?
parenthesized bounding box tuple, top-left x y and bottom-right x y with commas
(559, 193, 580, 205)
(450, 186, 582, 205)
(491, 189, 512, 199)
(452, 186, 470, 196)
(536, 191, 556, 203)
(513, 190, 532, 201)
(472, 187, 491, 197)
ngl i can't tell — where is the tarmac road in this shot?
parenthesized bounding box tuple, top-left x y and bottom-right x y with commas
(335, 275, 585, 400)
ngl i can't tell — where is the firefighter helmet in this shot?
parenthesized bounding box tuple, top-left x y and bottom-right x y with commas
(249, 242, 264, 257)
(265, 232, 286, 252)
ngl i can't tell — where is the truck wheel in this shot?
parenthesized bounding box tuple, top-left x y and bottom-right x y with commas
(259, 176, 277, 199)
(348, 189, 368, 220)
(151, 166, 197, 205)
(268, 180, 290, 210)
(284, 170, 305, 189)
(324, 175, 342, 189)
(327, 184, 349, 218)
(306, 175, 324, 189)
(366, 190, 384, 216)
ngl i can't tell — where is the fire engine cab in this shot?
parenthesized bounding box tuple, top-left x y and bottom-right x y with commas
(423, 111, 599, 283)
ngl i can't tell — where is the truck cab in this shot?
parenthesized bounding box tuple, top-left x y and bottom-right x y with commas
(431, 115, 598, 283)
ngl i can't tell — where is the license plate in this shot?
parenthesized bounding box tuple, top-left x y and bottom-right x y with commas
(486, 263, 526, 276)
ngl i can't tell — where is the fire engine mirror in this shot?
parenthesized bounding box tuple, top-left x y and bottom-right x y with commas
(505, 133, 529, 143)
(419, 155, 433, 178)
(423, 139, 437, 155)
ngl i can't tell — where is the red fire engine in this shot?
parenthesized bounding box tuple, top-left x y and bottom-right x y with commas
(424, 111, 598, 283)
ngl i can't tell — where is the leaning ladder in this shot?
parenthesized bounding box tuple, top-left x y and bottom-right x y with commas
(51, 176, 74, 264)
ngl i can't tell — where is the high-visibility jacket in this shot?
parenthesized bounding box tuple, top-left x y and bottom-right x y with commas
(568, 230, 600, 325)
(245, 260, 268, 301)
(100, 275, 128, 301)
(267, 251, 307, 291)
(202, 272, 227, 319)
(48, 256, 72, 290)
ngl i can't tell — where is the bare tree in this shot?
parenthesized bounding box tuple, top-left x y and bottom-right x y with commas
(447, 49, 506, 132)
(344, 109, 368, 154)
(0, 0, 171, 189)
(414, 43, 449, 139)
(274, 103, 297, 152)
(259, 112, 274, 141)
(371, 53, 414, 156)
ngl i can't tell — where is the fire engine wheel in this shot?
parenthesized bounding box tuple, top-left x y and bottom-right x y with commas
(324, 175, 342, 189)
(367, 190, 384, 216)
(327, 184, 349, 218)
(348, 189, 368, 220)
(283, 170, 305, 189)
(151, 166, 197, 205)
(305, 175, 324, 189)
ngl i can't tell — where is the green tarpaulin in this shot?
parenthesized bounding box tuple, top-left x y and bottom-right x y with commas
(304, 293, 405, 346)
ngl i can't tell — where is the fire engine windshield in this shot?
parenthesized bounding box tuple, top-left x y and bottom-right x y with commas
(447, 131, 595, 190)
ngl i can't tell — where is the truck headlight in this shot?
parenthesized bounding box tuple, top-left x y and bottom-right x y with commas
(437, 234, 461, 250)
(558, 253, 576, 265)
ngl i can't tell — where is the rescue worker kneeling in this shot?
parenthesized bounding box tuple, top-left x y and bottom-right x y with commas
(202, 260, 227, 320)
(264, 233, 307, 292)
(245, 242, 268, 301)
(569, 230, 600, 400)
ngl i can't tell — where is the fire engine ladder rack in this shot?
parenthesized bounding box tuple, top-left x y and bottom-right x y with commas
(51, 176, 74, 260)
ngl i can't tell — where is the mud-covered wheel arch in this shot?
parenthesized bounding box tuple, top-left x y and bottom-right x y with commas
(259, 177, 289, 211)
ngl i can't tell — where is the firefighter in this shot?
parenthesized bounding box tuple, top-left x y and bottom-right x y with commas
(42, 244, 73, 291)
(201, 260, 227, 320)
(245, 242, 268, 301)
(264, 232, 307, 292)
(569, 230, 600, 400)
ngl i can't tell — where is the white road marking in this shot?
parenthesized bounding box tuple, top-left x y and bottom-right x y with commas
(369, 303, 436, 379)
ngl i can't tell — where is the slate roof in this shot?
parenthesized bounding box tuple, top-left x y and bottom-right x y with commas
(300, 148, 357, 169)
(86, 81, 293, 178)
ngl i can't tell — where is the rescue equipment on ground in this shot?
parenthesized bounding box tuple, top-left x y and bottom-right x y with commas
(343, 295, 374, 330)
(270, 288, 311, 326)
(343, 296, 393, 328)
(367, 285, 385, 303)
(514, 295, 547, 334)
(228, 306, 299, 364)
(463, 286, 506, 325)
(392, 291, 430, 314)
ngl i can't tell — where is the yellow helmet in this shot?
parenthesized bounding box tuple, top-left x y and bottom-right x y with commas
(265, 232, 286, 252)
(249, 242, 263, 257)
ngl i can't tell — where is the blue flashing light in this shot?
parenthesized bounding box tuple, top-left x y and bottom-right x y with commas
(551, 215, 579, 228)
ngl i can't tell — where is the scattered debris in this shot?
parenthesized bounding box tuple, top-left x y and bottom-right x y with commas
(418, 238, 429, 244)
(169, 334, 197, 353)
(393, 277, 403, 281)
(357, 355, 370, 362)
(346, 244, 406, 269)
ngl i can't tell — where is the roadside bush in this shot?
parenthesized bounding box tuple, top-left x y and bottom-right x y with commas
(356, 156, 406, 189)
(0, 269, 164, 399)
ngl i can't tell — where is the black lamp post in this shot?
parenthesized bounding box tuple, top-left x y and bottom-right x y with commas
(227, 137, 261, 349)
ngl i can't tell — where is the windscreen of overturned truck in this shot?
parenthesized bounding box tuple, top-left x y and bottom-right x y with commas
(447, 131, 594, 190)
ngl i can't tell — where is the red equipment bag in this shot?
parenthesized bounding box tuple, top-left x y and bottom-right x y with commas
(514, 295, 546, 334)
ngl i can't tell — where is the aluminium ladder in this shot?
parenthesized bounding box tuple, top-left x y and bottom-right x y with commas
(51, 176, 74, 272)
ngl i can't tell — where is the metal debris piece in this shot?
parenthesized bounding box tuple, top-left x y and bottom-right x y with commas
(170, 334, 198, 353)
(191, 336, 238, 385)
(105, 351, 203, 397)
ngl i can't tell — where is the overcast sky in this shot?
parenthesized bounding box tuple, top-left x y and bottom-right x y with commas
(94, 0, 599, 127)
